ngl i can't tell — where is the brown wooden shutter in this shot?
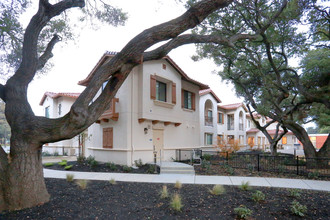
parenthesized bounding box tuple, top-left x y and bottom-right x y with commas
(103, 127, 113, 148)
(150, 75, 156, 100)
(222, 113, 224, 124)
(181, 89, 184, 108)
(192, 92, 196, 111)
(217, 112, 219, 123)
(172, 83, 176, 104)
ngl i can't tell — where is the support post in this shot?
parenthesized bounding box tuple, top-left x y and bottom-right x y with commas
(257, 154, 260, 172)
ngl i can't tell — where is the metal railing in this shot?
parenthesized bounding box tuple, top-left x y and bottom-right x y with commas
(204, 116, 213, 126)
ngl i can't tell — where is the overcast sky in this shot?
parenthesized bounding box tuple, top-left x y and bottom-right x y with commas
(24, 0, 242, 116)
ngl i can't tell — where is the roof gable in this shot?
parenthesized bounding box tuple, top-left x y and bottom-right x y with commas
(199, 89, 222, 103)
(218, 102, 248, 112)
(39, 92, 80, 106)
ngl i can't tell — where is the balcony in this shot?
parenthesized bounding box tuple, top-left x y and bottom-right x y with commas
(239, 123, 244, 131)
(96, 98, 119, 123)
(205, 116, 213, 127)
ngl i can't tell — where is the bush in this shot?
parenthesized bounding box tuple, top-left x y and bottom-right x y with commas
(201, 159, 211, 171)
(202, 154, 211, 161)
(224, 165, 234, 175)
(64, 165, 73, 170)
(58, 161, 67, 166)
(76, 179, 88, 190)
(170, 193, 183, 212)
(106, 162, 117, 171)
(239, 181, 251, 191)
(290, 200, 307, 217)
(160, 185, 169, 199)
(308, 171, 320, 179)
(147, 165, 156, 174)
(66, 174, 74, 182)
(174, 181, 182, 189)
(288, 189, 301, 198)
(252, 190, 265, 202)
(77, 155, 85, 164)
(44, 162, 54, 167)
(134, 159, 143, 168)
(234, 205, 252, 219)
(209, 184, 225, 196)
(247, 164, 254, 173)
(123, 165, 132, 173)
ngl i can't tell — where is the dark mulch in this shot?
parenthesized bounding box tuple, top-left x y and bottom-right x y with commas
(44, 160, 160, 174)
(1, 178, 329, 219)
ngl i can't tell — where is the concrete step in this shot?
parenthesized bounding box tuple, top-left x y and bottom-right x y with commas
(160, 166, 194, 171)
(160, 162, 195, 175)
(160, 169, 195, 175)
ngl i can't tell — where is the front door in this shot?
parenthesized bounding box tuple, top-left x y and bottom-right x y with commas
(153, 129, 164, 162)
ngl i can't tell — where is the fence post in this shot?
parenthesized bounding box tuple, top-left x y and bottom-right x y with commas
(179, 149, 181, 161)
(296, 156, 299, 175)
(257, 154, 260, 172)
(226, 152, 229, 165)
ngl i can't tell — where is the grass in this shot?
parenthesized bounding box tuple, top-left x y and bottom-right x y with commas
(209, 184, 225, 196)
(66, 174, 74, 182)
(170, 193, 183, 212)
(160, 185, 169, 199)
(239, 181, 251, 191)
(109, 178, 116, 185)
(44, 162, 54, 167)
(251, 190, 265, 202)
(174, 180, 182, 189)
(76, 179, 88, 190)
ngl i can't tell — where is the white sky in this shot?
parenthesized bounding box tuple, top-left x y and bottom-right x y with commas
(24, 0, 242, 116)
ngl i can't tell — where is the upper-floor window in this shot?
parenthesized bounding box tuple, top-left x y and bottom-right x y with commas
(45, 106, 50, 118)
(217, 112, 224, 124)
(205, 110, 213, 126)
(227, 114, 234, 130)
(58, 103, 62, 116)
(183, 90, 192, 109)
(156, 81, 167, 102)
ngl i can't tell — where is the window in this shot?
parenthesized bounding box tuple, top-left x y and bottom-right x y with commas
(248, 137, 254, 146)
(258, 137, 261, 146)
(205, 110, 213, 126)
(282, 136, 287, 145)
(156, 81, 167, 102)
(227, 114, 234, 130)
(217, 112, 224, 124)
(45, 106, 50, 118)
(183, 90, 192, 109)
(205, 133, 213, 145)
(103, 127, 113, 148)
(58, 103, 62, 116)
(227, 135, 234, 144)
(217, 135, 223, 145)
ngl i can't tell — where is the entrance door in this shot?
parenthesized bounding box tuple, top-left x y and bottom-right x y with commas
(153, 129, 164, 162)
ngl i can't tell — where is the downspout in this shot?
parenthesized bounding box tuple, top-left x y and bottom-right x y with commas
(130, 70, 134, 166)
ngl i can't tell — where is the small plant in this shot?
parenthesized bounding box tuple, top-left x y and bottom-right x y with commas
(234, 205, 252, 219)
(225, 165, 235, 175)
(89, 160, 98, 168)
(58, 160, 67, 166)
(76, 179, 88, 190)
(54, 151, 59, 156)
(44, 162, 54, 167)
(160, 185, 169, 199)
(174, 180, 182, 189)
(147, 165, 156, 174)
(308, 171, 320, 179)
(277, 165, 285, 174)
(201, 159, 211, 172)
(134, 159, 143, 168)
(170, 193, 183, 212)
(252, 190, 265, 202)
(288, 189, 301, 198)
(109, 178, 116, 185)
(209, 184, 225, 196)
(107, 162, 117, 171)
(77, 155, 85, 164)
(239, 181, 251, 191)
(202, 154, 211, 161)
(247, 164, 254, 173)
(66, 174, 74, 182)
(123, 165, 132, 173)
(64, 165, 73, 170)
(290, 200, 307, 217)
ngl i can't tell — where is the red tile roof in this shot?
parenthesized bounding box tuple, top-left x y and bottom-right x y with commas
(267, 129, 293, 135)
(219, 102, 248, 112)
(246, 128, 259, 133)
(199, 89, 222, 103)
(78, 51, 209, 90)
(39, 92, 80, 106)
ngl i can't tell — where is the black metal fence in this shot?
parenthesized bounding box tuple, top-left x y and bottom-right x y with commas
(176, 149, 330, 178)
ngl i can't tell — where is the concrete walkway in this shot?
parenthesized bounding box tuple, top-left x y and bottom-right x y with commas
(43, 168, 330, 192)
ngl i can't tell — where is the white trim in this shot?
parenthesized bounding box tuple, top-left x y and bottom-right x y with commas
(153, 100, 175, 108)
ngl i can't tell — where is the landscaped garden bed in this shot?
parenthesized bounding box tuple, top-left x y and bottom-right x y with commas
(1, 178, 329, 219)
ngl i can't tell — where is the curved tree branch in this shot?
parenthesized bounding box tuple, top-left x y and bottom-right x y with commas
(0, 84, 5, 102)
(37, 34, 61, 71)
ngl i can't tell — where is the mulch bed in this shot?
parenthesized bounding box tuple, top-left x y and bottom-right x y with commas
(1, 178, 329, 219)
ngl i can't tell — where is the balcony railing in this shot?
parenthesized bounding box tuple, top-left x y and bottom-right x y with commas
(204, 116, 213, 126)
(96, 98, 119, 123)
(227, 123, 234, 130)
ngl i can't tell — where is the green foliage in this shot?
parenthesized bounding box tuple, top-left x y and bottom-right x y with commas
(202, 154, 211, 161)
(58, 161, 67, 166)
(308, 171, 320, 179)
(252, 190, 266, 202)
(86, 156, 98, 168)
(239, 181, 251, 191)
(77, 155, 86, 164)
(147, 165, 156, 174)
(170, 193, 183, 212)
(106, 162, 117, 171)
(64, 165, 73, 170)
(288, 189, 301, 198)
(44, 162, 54, 167)
(160, 185, 169, 199)
(122, 165, 132, 173)
(290, 200, 307, 217)
(134, 159, 143, 168)
(247, 164, 254, 173)
(234, 205, 253, 219)
(209, 184, 225, 196)
(66, 174, 74, 182)
(224, 164, 235, 175)
(201, 159, 211, 171)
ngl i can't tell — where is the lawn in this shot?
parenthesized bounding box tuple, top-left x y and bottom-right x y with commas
(1, 178, 329, 219)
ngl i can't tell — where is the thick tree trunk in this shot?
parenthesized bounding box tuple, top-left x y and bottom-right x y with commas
(0, 139, 49, 212)
(269, 142, 277, 156)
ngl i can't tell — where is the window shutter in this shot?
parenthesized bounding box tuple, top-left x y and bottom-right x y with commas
(172, 83, 176, 104)
(222, 113, 224, 124)
(150, 75, 156, 100)
(217, 112, 219, 123)
(192, 92, 195, 111)
(181, 89, 184, 108)
(103, 127, 113, 148)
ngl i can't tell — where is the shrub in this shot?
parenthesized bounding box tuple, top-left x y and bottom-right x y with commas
(58, 161, 67, 166)
(202, 154, 211, 161)
(89, 160, 98, 168)
(147, 165, 156, 174)
(224, 165, 234, 175)
(77, 155, 85, 164)
(239, 181, 251, 191)
(209, 184, 225, 196)
(170, 193, 183, 212)
(288, 189, 301, 198)
(66, 174, 74, 182)
(277, 165, 285, 174)
(308, 171, 320, 179)
(290, 200, 307, 217)
(201, 159, 211, 171)
(64, 165, 73, 170)
(134, 159, 143, 168)
(109, 178, 116, 185)
(160, 185, 169, 199)
(76, 179, 88, 190)
(106, 162, 117, 171)
(174, 180, 182, 189)
(247, 164, 254, 173)
(234, 205, 252, 219)
(123, 165, 132, 173)
(252, 190, 265, 202)
(44, 162, 54, 167)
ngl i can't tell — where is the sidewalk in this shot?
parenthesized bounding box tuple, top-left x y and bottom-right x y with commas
(43, 168, 330, 192)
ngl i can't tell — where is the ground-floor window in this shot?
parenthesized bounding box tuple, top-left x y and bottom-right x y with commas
(205, 133, 213, 145)
(282, 136, 287, 145)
